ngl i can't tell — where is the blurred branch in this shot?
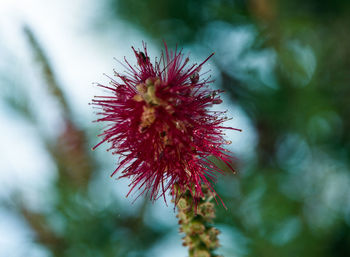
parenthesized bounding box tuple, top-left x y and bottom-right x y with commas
(23, 25, 71, 117)
(2, 193, 66, 257)
(20, 206, 66, 256)
(23, 24, 95, 189)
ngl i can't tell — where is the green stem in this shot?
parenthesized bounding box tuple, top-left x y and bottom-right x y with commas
(175, 185, 223, 257)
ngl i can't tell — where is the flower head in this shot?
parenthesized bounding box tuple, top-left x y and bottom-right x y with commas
(92, 42, 240, 206)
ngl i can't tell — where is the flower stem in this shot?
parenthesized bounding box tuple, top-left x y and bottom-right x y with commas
(175, 185, 223, 257)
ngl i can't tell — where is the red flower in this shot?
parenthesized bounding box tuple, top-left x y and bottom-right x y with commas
(92, 42, 240, 206)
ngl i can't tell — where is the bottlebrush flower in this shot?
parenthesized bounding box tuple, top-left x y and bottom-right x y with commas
(92, 42, 240, 206)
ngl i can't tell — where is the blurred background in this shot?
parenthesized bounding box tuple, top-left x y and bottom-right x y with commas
(1, 0, 350, 256)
